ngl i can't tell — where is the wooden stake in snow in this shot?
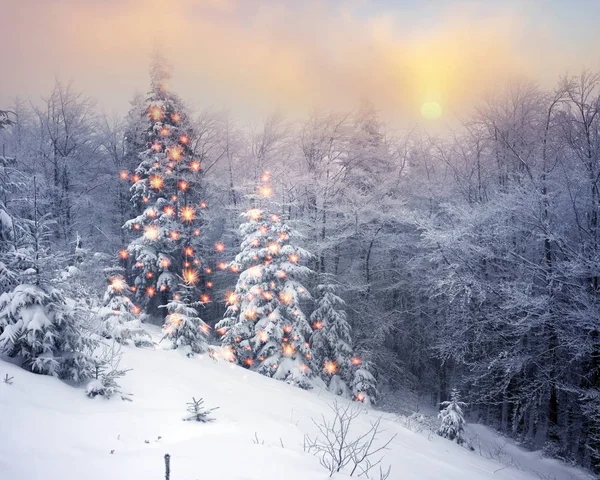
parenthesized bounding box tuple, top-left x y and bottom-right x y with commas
(164, 453, 171, 480)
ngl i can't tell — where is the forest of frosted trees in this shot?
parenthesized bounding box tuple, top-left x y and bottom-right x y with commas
(2, 60, 600, 472)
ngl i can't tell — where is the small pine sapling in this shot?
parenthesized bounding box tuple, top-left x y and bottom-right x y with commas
(86, 343, 132, 401)
(437, 388, 467, 445)
(183, 397, 219, 423)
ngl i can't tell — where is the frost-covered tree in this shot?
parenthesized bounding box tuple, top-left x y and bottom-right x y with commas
(310, 280, 355, 397)
(351, 361, 379, 406)
(161, 286, 209, 355)
(122, 53, 206, 317)
(438, 389, 467, 445)
(98, 274, 150, 347)
(216, 173, 314, 388)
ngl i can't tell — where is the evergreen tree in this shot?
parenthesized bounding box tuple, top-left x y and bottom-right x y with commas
(161, 285, 209, 355)
(351, 362, 379, 406)
(437, 388, 467, 445)
(98, 274, 150, 346)
(310, 279, 354, 396)
(120, 53, 207, 318)
(216, 172, 314, 388)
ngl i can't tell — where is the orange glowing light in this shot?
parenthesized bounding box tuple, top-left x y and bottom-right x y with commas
(300, 364, 309, 372)
(184, 261, 191, 268)
(282, 344, 295, 356)
(171, 112, 182, 123)
(135, 262, 143, 268)
(133, 224, 140, 230)
(247, 208, 262, 221)
(245, 309, 257, 320)
(250, 239, 260, 247)
(142, 196, 149, 203)
(215, 242, 225, 252)
(169, 231, 180, 240)
(174, 294, 181, 300)
(163, 206, 175, 216)
(283, 325, 292, 333)
(151, 142, 162, 152)
(131, 305, 141, 315)
(146, 272, 154, 279)
(259, 185, 273, 198)
(258, 330, 269, 342)
(110, 276, 126, 292)
(351, 357, 362, 366)
(193, 259, 200, 265)
(226, 292, 237, 304)
(200, 324, 210, 334)
(149, 106, 164, 120)
(180, 135, 189, 144)
(313, 321, 324, 330)
(193, 229, 201, 236)
(184, 246, 194, 256)
(168, 145, 183, 161)
(279, 292, 292, 304)
(206, 281, 213, 288)
(160, 284, 167, 291)
(270, 214, 280, 222)
(118, 249, 129, 259)
(218, 262, 228, 270)
(180, 206, 196, 222)
(147, 208, 157, 218)
(200, 202, 207, 209)
(150, 175, 164, 190)
(178, 180, 189, 191)
(278, 232, 288, 241)
(131, 174, 141, 183)
(288, 254, 299, 263)
(160, 127, 170, 137)
(144, 225, 160, 240)
(190, 161, 201, 172)
(183, 268, 199, 285)
(259, 226, 268, 234)
(267, 242, 279, 254)
(230, 265, 239, 273)
(217, 327, 227, 335)
(260, 172, 271, 182)
(146, 286, 156, 297)
(171, 195, 178, 201)
(119, 170, 129, 180)
(263, 291, 274, 300)
(323, 361, 338, 375)
(276, 270, 287, 279)
(160, 258, 171, 268)
(200, 293, 211, 303)
(244, 358, 254, 366)
(355, 393, 366, 402)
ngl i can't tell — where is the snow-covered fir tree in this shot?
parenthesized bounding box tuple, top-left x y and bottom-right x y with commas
(98, 274, 150, 347)
(121, 52, 207, 318)
(351, 362, 379, 406)
(216, 172, 314, 388)
(161, 285, 209, 355)
(437, 388, 467, 445)
(310, 279, 355, 396)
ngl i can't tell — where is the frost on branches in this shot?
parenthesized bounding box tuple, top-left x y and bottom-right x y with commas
(121, 53, 206, 318)
(161, 287, 209, 355)
(98, 274, 151, 347)
(0, 285, 93, 382)
(437, 388, 467, 445)
(216, 175, 314, 388)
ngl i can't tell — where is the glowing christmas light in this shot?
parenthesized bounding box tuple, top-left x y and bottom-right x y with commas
(245, 309, 257, 320)
(270, 281, 277, 288)
(267, 242, 279, 255)
(244, 358, 254, 366)
(279, 292, 292, 304)
(131, 305, 141, 315)
(282, 337, 288, 342)
(259, 185, 273, 197)
(180, 206, 196, 222)
(313, 321, 324, 330)
(184, 246, 194, 256)
(133, 224, 140, 230)
(174, 294, 181, 300)
(184, 261, 191, 268)
(305, 353, 311, 359)
(355, 393, 366, 402)
(215, 242, 225, 252)
(183, 268, 199, 285)
(278, 232, 288, 241)
(206, 281, 213, 288)
(200, 324, 210, 334)
(179, 134, 189, 144)
(217, 327, 227, 335)
(131, 286, 137, 292)
(171, 112, 182, 123)
(247, 208, 262, 221)
(270, 214, 280, 222)
(200, 293, 211, 303)
(160, 127, 170, 136)
(250, 239, 260, 247)
(218, 262, 228, 270)
(168, 145, 183, 161)
(171, 195, 178, 201)
(142, 196, 149, 203)
(163, 206, 175, 216)
(166, 169, 173, 174)
(119, 170, 129, 180)
(190, 161, 201, 172)
(146, 286, 156, 297)
(288, 254, 299, 263)
(153, 162, 160, 169)
(283, 325, 292, 333)
(263, 291, 274, 300)
(230, 265, 240, 273)
(146, 272, 154, 278)
(149, 106, 164, 120)
(258, 330, 269, 342)
(194, 229, 201, 236)
(110, 276, 126, 292)
(282, 344, 295, 356)
(259, 226, 268, 234)
(178, 180, 189, 191)
(135, 262, 143, 268)
(260, 172, 271, 182)
(118, 249, 129, 259)
(351, 356, 362, 366)
(323, 361, 338, 375)
(204, 267, 212, 274)
(147, 208, 157, 218)
(276, 270, 287, 279)
(150, 175, 164, 190)
(132, 174, 141, 183)
(300, 364, 309, 372)
(144, 225, 160, 240)
(226, 292, 237, 304)
(151, 142, 162, 152)
(169, 231, 180, 240)
(193, 259, 200, 265)
(159, 258, 170, 269)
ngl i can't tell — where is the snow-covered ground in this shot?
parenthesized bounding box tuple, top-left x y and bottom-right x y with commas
(0, 326, 592, 480)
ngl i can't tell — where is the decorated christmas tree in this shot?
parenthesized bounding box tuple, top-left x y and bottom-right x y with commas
(117, 53, 210, 320)
(161, 285, 210, 355)
(216, 172, 315, 388)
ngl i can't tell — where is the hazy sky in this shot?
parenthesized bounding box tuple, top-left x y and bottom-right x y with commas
(1, 0, 599, 124)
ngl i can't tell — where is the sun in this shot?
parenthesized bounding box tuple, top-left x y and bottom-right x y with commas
(421, 102, 442, 120)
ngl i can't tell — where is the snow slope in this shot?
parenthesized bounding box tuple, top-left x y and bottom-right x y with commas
(0, 327, 592, 480)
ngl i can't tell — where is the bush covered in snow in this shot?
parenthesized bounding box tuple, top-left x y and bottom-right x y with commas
(438, 389, 467, 445)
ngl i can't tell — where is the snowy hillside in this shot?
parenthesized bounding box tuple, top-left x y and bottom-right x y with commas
(0, 327, 591, 480)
